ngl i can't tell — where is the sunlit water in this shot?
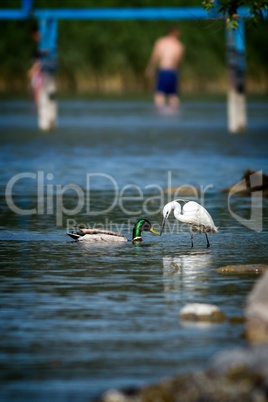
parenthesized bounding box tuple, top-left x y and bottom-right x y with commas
(0, 99, 268, 401)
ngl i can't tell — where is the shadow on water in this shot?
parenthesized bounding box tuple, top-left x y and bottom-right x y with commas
(0, 100, 268, 401)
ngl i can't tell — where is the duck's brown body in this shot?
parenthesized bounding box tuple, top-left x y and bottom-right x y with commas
(67, 228, 128, 242)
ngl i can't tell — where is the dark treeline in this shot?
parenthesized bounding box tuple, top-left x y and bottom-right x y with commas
(1, 0, 267, 95)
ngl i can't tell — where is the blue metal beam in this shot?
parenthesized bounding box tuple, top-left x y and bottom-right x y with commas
(0, 5, 261, 21)
(0, 0, 32, 19)
(0, 10, 26, 19)
(33, 7, 211, 20)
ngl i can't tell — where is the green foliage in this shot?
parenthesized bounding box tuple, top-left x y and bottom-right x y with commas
(246, 18, 268, 76)
(0, 1, 267, 93)
(202, 0, 268, 28)
(57, 19, 227, 91)
(0, 20, 33, 78)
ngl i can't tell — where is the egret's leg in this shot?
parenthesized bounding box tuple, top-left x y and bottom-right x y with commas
(190, 228, 194, 248)
(205, 233, 210, 248)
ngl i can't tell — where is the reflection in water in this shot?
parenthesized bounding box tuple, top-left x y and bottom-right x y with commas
(163, 250, 213, 276)
(162, 250, 214, 295)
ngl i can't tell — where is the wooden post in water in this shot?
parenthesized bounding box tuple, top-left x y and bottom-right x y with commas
(38, 18, 57, 131)
(226, 20, 247, 133)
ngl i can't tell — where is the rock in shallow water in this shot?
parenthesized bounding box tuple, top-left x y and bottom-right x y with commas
(163, 185, 200, 197)
(215, 264, 268, 274)
(246, 270, 268, 342)
(179, 303, 226, 322)
(97, 346, 268, 402)
(222, 169, 268, 197)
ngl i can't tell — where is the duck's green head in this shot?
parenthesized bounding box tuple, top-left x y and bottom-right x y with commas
(132, 219, 159, 242)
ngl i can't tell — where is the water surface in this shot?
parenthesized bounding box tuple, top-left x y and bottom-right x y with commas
(0, 99, 268, 401)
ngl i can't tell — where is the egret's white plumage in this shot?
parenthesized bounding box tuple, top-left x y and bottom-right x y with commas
(161, 199, 217, 248)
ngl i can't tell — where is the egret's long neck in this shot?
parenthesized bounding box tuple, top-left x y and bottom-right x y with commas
(172, 201, 182, 219)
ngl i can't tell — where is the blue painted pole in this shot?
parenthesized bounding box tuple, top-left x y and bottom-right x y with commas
(37, 18, 58, 130)
(38, 18, 57, 73)
(226, 20, 247, 133)
(22, 0, 33, 17)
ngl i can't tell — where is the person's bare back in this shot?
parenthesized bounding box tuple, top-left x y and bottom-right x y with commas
(153, 35, 184, 70)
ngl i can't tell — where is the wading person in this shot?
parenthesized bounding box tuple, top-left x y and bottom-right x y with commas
(145, 27, 184, 110)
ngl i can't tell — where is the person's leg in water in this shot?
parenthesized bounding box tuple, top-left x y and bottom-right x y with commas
(154, 92, 166, 107)
(168, 70, 180, 110)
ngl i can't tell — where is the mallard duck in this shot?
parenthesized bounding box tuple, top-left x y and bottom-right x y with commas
(67, 219, 159, 243)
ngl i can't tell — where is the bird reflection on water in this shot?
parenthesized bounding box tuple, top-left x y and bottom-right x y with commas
(162, 250, 214, 294)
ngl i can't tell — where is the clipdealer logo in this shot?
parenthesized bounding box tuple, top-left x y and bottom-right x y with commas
(5, 171, 212, 227)
(228, 170, 263, 232)
(5, 170, 263, 231)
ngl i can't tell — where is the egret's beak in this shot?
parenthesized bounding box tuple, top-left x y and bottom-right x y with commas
(160, 214, 168, 236)
(150, 227, 160, 236)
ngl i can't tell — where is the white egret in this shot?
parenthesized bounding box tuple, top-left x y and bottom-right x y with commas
(160, 199, 217, 248)
(67, 219, 159, 243)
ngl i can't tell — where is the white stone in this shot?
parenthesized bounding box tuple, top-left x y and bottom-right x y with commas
(180, 303, 221, 316)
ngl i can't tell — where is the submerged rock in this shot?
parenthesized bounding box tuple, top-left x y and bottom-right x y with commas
(98, 346, 268, 402)
(215, 264, 268, 274)
(163, 185, 199, 197)
(246, 270, 268, 342)
(222, 169, 268, 197)
(179, 303, 226, 322)
(209, 345, 268, 378)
